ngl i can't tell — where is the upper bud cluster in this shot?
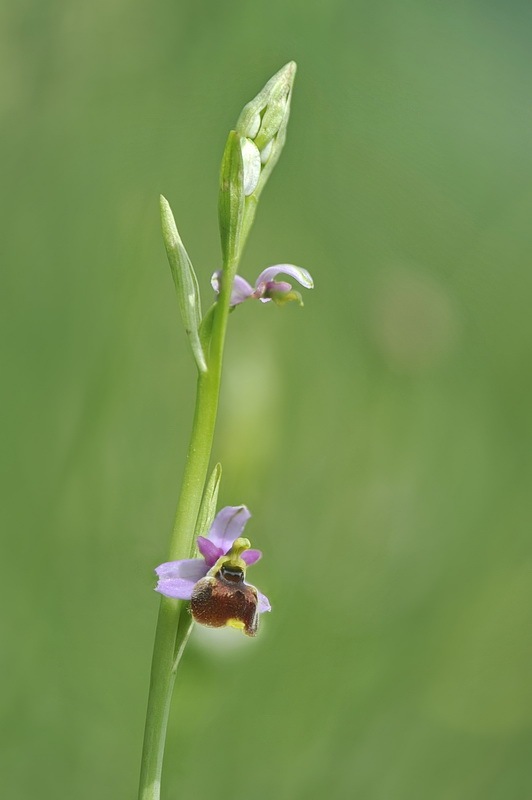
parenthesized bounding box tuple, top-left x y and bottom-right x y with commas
(218, 63, 297, 299)
(235, 61, 296, 198)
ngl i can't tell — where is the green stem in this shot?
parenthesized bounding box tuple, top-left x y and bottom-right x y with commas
(138, 257, 234, 800)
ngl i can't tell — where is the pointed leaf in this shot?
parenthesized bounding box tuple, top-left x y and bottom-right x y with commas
(160, 195, 207, 373)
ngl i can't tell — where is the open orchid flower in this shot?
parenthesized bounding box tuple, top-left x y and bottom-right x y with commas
(211, 264, 314, 307)
(155, 505, 270, 636)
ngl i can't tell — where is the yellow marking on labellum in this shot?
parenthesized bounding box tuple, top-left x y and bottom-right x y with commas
(226, 619, 246, 631)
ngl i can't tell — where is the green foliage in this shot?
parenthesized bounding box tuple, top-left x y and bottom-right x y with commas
(160, 195, 206, 373)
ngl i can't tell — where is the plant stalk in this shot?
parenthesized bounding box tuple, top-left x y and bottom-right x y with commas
(137, 255, 235, 800)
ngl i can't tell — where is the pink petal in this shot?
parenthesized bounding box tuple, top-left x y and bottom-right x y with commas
(196, 536, 222, 568)
(155, 558, 207, 581)
(155, 577, 196, 600)
(257, 590, 271, 613)
(254, 264, 313, 290)
(211, 271, 254, 306)
(241, 548, 262, 566)
(254, 280, 292, 302)
(154, 558, 209, 600)
(207, 505, 251, 552)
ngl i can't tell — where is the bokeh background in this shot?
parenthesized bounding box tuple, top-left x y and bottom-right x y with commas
(2, 1, 532, 798)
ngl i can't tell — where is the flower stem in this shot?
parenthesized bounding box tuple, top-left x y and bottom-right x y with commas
(137, 255, 235, 800)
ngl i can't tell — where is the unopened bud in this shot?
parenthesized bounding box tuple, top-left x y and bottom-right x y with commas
(241, 138, 261, 196)
(260, 138, 274, 165)
(236, 61, 295, 141)
(218, 62, 297, 264)
(254, 97, 287, 150)
(245, 112, 261, 139)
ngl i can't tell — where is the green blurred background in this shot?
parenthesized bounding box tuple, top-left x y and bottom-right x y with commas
(2, 1, 532, 798)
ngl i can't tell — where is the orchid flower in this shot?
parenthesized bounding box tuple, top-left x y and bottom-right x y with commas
(155, 505, 270, 637)
(211, 264, 314, 307)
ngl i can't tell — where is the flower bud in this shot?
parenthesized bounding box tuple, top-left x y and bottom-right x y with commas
(218, 63, 297, 270)
(245, 112, 261, 139)
(235, 61, 295, 142)
(260, 138, 274, 165)
(241, 138, 261, 196)
(235, 62, 296, 205)
(254, 97, 287, 150)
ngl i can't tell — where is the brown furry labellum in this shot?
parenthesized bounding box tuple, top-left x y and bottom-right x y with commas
(190, 564, 259, 637)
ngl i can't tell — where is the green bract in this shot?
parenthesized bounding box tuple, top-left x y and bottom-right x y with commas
(160, 195, 206, 373)
(218, 130, 245, 273)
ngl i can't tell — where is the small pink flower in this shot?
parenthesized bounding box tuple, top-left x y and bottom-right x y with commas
(212, 264, 314, 307)
(155, 506, 270, 636)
